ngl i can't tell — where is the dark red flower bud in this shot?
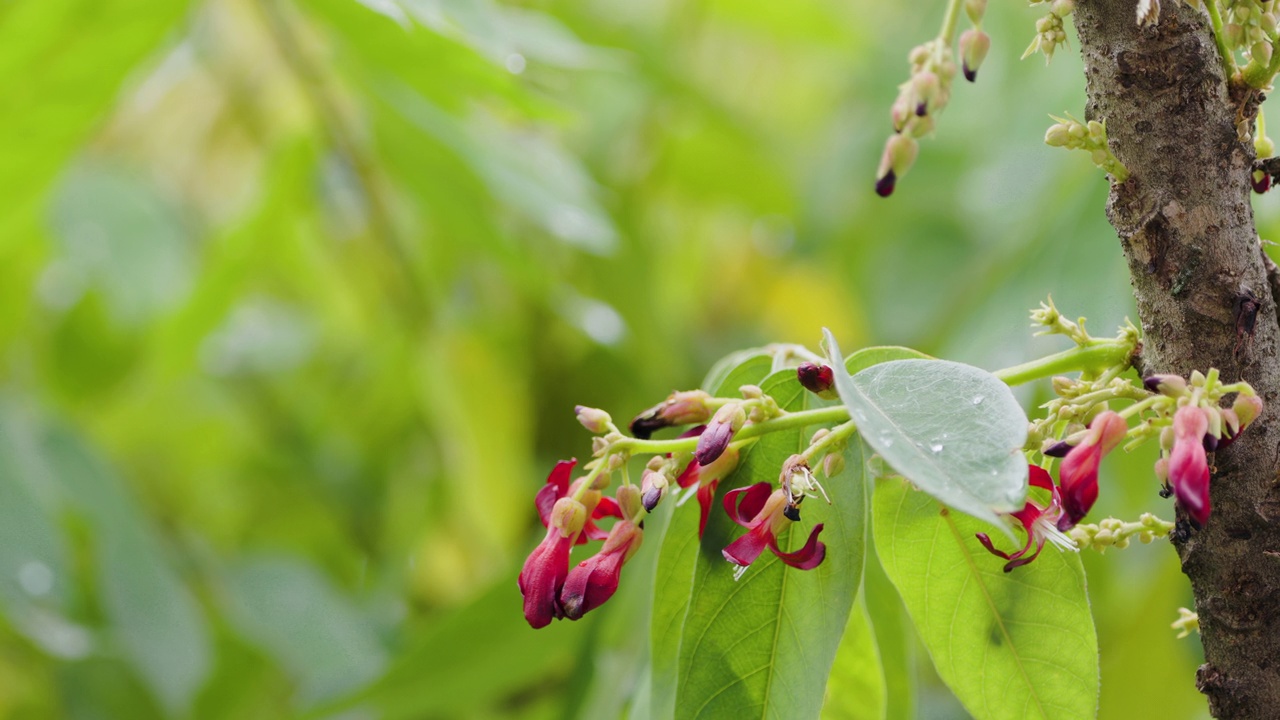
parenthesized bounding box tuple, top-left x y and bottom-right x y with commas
(875, 170, 897, 198)
(1042, 440, 1073, 458)
(796, 363, 837, 399)
(629, 391, 714, 439)
(1253, 169, 1272, 194)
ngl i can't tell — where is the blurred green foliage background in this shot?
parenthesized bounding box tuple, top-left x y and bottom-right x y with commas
(4, 0, 1267, 717)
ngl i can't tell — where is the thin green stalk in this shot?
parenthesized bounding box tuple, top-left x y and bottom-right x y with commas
(802, 420, 859, 463)
(1204, 0, 1239, 81)
(614, 341, 1134, 455)
(991, 340, 1131, 386)
(613, 406, 850, 455)
(939, 0, 965, 43)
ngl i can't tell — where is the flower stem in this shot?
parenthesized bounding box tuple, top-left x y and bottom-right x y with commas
(939, 0, 965, 44)
(802, 420, 859, 463)
(992, 340, 1131, 386)
(1204, 0, 1239, 82)
(613, 406, 850, 455)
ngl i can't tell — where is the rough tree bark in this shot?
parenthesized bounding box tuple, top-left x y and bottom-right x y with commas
(1073, 1, 1280, 716)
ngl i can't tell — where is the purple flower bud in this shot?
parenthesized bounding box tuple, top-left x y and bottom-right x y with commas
(695, 403, 745, 465)
(629, 390, 713, 439)
(1142, 374, 1188, 396)
(1042, 439, 1074, 458)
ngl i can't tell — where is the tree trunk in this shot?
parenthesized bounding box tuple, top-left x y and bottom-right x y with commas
(1073, 1, 1280, 716)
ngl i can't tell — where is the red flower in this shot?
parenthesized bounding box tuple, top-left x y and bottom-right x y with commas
(976, 465, 1078, 572)
(721, 482, 825, 578)
(676, 445, 741, 538)
(535, 459, 620, 544)
(1057, 411, 1127, 529)
(519, 497, 587, 628)
(559, 519, 644, 620)
(1169, 406, 1211, 527)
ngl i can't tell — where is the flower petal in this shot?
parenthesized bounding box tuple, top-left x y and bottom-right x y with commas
(770, 523, 826, 570)
(722, 524, 772, 566)
(696, 477, 721, 538)
(518, 527, 574, 628)
(536, 459, 577, 526)
(676, 459, 701, 489)
(723, 482, 772, 527)
(1027, 464, 1054, 492)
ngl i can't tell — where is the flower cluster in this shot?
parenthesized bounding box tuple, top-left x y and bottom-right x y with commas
(519, 374, 844, 628)
(1223, 0, 1279, 88)
(976, 303, 1264, 571)
(1147, 374, 1263, 528)
(977, 411, 1125, 572)
(1023, 0, 1073, 63)
(874, 0, 990, 197)
(518, 459, 633, 628)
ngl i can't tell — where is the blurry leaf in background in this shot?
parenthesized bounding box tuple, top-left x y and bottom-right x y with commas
(0, 0, 192, 240)
(224, 556, 386, 706)
(47, 163, 196, 328)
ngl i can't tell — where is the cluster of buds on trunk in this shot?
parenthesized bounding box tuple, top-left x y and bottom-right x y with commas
(1043, 114, 1130, 182)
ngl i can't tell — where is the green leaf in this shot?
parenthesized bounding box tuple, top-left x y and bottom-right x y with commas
(821, 598, 885, 720)
(0, 0, 191, 244)
(225, 556, 387, 707)
(873, 478, 1099, 720)
(825, 329, 1028, 531)
(863, 532, 916, 720)
(43, 425, 211, 714)
(700, 349, 775, 395)
(672, 367, 867, 719)
(648, 350, 776, 719)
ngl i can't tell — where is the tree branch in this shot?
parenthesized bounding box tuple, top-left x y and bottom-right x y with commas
(1073, 1, 1280, 716)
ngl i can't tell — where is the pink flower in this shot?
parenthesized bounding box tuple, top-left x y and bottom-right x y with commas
(976, 465, 1078, 572)
(559, 519, 644, 620)
(1057, 411, 1127, 529)
(1169, 406, 1211, 527)
(519, 497, 587, 628)
(721, 482, 825, 576)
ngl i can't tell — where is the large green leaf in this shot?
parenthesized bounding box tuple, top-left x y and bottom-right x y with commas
(825, 330, 1028, 531)
(647, 350, 776, 718)
(672, 366, 867, 719)
(0, 0, 191, 244)
(862, 532, 916, 720)
(873, 478, 1099, 720)
(821, 598, 885, 720)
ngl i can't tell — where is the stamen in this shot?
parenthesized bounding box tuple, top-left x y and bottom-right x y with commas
(733, 563, 750, 581)
(1035, 516, 1080, 552)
